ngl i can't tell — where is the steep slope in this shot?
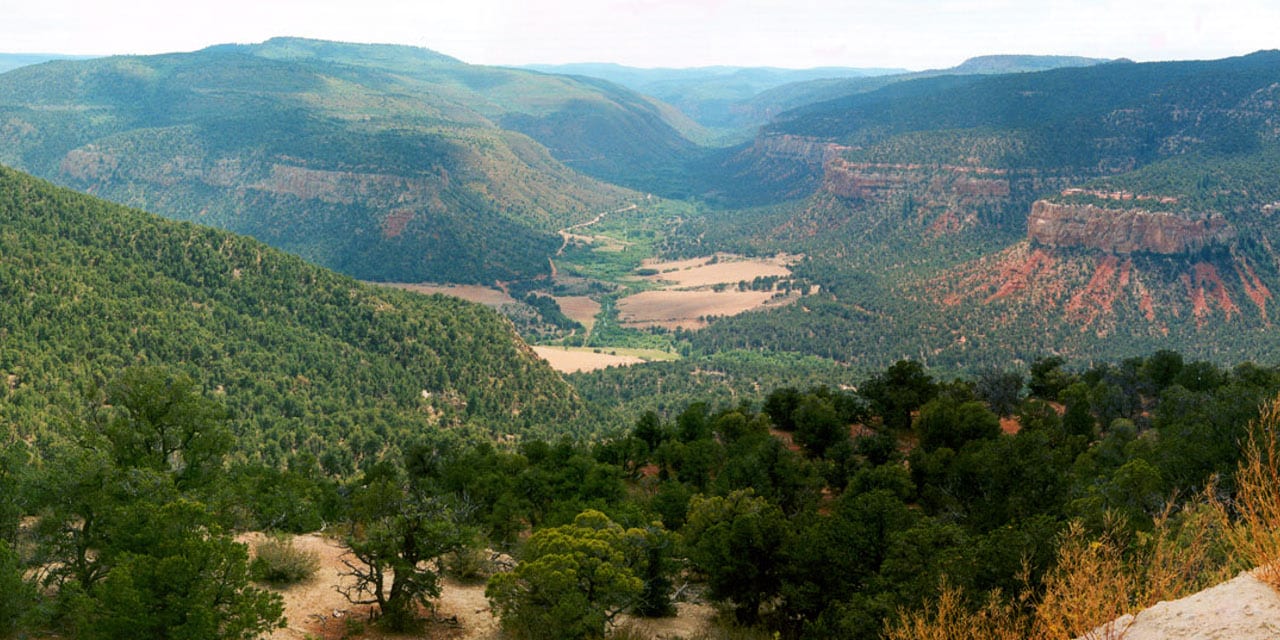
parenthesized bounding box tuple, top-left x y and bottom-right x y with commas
(680, 52, 1280, 369)
(0, 38, 700, 283)
(0, 165, 583, 468)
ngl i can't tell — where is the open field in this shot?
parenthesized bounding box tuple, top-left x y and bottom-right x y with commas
(618, 289, 799, 330)
(532, 345, 678, 373)
(372, 283, 517, 308)
(553, 295, 602, 332)
(615, 253, 804, 329)
(637, 253, 797, 288)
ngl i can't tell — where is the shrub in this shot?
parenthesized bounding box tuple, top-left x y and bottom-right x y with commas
(443, 546, 494, 583)
(250, 534, 321, 586)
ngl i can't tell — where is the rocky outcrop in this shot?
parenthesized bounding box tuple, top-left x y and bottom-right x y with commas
(821, 158, 1013, 201)
(1028, 200, 1236, 255)
(749, 134, 848, 167)
(822, 162, 904, 199)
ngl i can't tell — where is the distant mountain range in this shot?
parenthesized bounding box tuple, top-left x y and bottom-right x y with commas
(527, 55, 1111, 136)
(0, 53, 98, 74)
(0, 38, 699, 283)
(520, 63, 905, 135)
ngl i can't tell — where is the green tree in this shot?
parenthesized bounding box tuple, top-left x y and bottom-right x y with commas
(487, 510, 645, 639)
(914, 398, 1001, 452)
(793, 394, 848, 458)
(1029, 355, 1072, 400)
(28, 368, 283, 638)
(102, 366, 233, 490)
(974, 369, 1025, 417)
(682, 489, 787, 624)
(862, 360, 938, 431)
(82, 501, 284, 640)
(340, 465, 468, 631)
(0, 540, 35, 638)
(763, 387, 803, 432)
(0, 441, 31, 547)
(631, 411, 668, 454)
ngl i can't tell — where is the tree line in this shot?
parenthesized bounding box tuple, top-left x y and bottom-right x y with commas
(5, 349, 1279, 638)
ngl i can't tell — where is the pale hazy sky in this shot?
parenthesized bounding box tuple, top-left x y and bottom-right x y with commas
(1, 0, 1276, 70)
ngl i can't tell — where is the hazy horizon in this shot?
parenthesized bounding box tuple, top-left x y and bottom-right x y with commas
(1, 0, 1275, 71)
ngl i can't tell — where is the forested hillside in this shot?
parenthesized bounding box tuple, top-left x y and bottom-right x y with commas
(0, 38, 706, 283)
(0, 165, 584, 470)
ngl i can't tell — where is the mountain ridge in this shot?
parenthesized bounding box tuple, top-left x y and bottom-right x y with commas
(0, 163, 585, 466)
(0, 38, 703, 284)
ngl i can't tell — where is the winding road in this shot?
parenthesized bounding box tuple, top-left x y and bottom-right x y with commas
(549, 202, 638, 278)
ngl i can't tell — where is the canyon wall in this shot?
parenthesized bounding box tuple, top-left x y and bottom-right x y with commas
(1028, 200, 1236, 255)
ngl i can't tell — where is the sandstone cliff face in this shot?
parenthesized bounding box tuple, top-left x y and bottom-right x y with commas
(822, 158, 1014, 201)
(1028, 200, 1236, 255)
(750, 134, 848, 167)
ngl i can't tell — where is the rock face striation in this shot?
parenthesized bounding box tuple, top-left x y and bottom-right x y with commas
(1028, 200, 1236, 255)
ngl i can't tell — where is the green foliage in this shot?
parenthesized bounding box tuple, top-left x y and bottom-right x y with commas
(339, 467, 468, 631)
(81, 502, 285, 640)
(792, 394, 848, 458)
(0, 166, 583, 467)
(862, 360, 939, 431)
(22, 368, 284, 639)
(0, 38, 710, 284)
(442, 545, 496, 583)
(0, 541, 36, 638)
(103, 366, 233, 489)
(683, 490, 787, 624)
(6, 349, 1278, 639)
(0, 442, 31, 548)
(487, 510, 646, 640)
(914, 397, 1002, 453)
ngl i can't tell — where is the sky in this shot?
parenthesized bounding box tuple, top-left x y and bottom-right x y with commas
(1, 0, 1276, 70)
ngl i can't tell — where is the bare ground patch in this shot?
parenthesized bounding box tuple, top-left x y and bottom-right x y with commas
(237, 532, 368, 640)
(616, 602, 717, 638)
(638, 254, 797, 289)
(618, 289, 799, 330)
(553, 296, 601, 332)
(372, 283, 517, 308)
(240, 531, 711, 640)
(532, 346, 646, 373)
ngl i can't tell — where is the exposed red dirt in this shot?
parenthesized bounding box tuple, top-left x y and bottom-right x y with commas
(1236, 255, 1272, 321)
(984, 247, 1055, 303)
(1185, 262, 1238, 325)
(769, 427, 803, 453)
(1065, 255, 1120, 324)
(999, 416, 1021, 435)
